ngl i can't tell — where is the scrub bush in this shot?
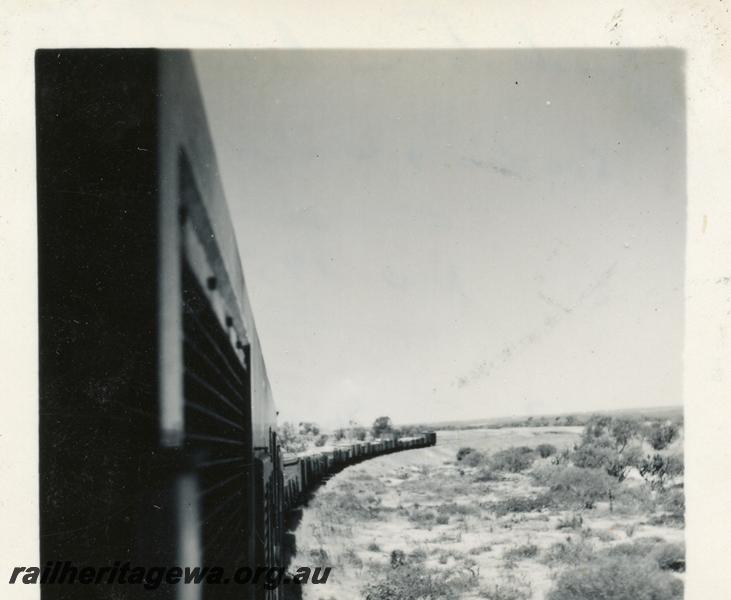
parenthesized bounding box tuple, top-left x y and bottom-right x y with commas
(547, 555, 683, 600)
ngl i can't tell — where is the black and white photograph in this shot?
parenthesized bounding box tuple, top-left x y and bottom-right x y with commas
(2, 3, 731, 600)
(33, 47, 686, 600)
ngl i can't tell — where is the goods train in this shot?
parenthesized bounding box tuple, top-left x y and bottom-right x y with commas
(36, 49, 436, 600)
(280, 434, 437, 511)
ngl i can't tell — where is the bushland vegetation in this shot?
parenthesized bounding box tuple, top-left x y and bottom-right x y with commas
(449, 413, 684, 600)
(296, 412, 683, 600)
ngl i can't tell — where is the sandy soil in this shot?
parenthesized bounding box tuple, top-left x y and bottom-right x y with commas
(290, 427, 683, 600)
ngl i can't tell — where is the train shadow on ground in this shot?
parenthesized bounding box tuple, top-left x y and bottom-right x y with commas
(281, 475, 340, 600)
(280, 462, 354, 574)
(279, 444, 435, 597)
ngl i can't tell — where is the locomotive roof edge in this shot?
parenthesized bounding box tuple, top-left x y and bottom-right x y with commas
(36, 48, 277, 451)
(37, 49, 279, 595)
(155, 50, 277, 449)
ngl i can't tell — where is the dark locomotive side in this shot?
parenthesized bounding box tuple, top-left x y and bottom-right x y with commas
(36, 49, 436, 600)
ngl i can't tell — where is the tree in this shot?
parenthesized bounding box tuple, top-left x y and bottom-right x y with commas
(299, 422, 320, 436)
(572, 436, 615, 470)
(372, 416, 393, 438)
(582, 415, 612, 441)
(639, 453, 684, 489)
(398, 424, 419, 436)
(279, 421, 307, 453)
(609, 418, 640, 452)
(604, 444, 643, 482)
(351, 426, 368, 441)
(644, 422, 679, 451)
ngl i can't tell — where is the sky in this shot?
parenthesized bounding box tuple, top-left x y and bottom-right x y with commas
(192, 49, 685, 429)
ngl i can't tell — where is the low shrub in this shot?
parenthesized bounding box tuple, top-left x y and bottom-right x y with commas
(658, 486, 685, 515)
(612, 483, 656, 514)
(556, 513, 583, 530)
(367, 542, 381, 552)
(436, 514, 449, 525)
(530, 462, 561, 486)
(469, 543, 493, 555)
(603, 538, 658, 560)
(464, 451, 488, 468)
(390, 550, 406, 568)
(408, 508, 436, 527)
(647, 512, 684, 526)
(479, 575, 532, 600)
(309, 547, 331, 565)
(474, 467, 502, 482)
(603, 539, 685, 572)
(317, 489, 383, 520)
(551, 447, 572, 465)
(491, 494, 553, 517)
(547, 555, 683, 600)
(544, 465, 616, 509)
(582, 527, 616, 542)
(437, 502, 480, 517)
(652, 541, 685, 572)
(409, 548, 428, 563)
(342, 547, 363, 568)
(363, 567, 454, 600)
(490, 447, 536, 473)
(644, 486, 684, 525)
(457, 447, 477, 461)
(541, 538, 595, 566)
(536, 443, 558, 458)
(503, 544, 539, 561)
(363, 562, 476, 600)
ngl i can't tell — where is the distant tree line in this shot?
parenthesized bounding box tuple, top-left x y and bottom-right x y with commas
(436, 409, 683, 432)
(278, 415, 427, 453)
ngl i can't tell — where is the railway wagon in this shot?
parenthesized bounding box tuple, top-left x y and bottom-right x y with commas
(335, 443, 354, 462)
(37, 49, 281, 600)
(280, 432, 439, 511)
(281, 454, 303, 509)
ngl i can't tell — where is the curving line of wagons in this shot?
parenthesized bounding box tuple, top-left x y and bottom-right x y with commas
(281, 433, 438, 509)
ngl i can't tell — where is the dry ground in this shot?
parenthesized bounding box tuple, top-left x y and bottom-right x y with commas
(290, 427, 683, 600)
